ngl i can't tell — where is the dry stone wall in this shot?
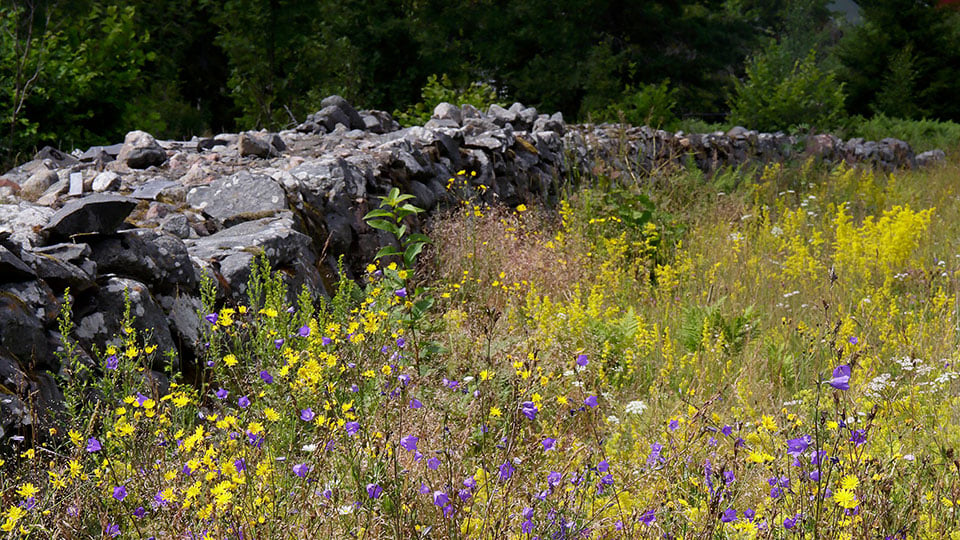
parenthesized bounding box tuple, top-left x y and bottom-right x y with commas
(0, 96, 946, 438)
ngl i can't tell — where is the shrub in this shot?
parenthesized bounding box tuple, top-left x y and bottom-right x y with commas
(727, 49, 846, 133)
(842, 114, 960, 154)
(393, 74, 501, 127)
(594, 80, 679, 129)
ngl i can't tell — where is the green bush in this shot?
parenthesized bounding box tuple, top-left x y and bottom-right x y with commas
(594, 80, 679, 129)
(842, 114, 960, 154)
(393, 74, 501, 127)
(727, 49, 846, 133)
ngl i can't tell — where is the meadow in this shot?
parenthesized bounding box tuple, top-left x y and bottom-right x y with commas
(4, 154, 960, 539)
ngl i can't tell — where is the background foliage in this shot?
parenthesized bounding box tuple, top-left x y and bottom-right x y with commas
(3, 0, 960, 166)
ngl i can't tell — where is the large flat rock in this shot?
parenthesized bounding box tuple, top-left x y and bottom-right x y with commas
(187, 170, 288, 227)
(42, 193, 138, 240)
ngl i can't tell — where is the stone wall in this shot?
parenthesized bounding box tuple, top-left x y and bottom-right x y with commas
(0, 96, 946, 438)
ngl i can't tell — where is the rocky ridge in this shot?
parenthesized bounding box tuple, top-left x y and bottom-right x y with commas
(0, 96, 947, 438)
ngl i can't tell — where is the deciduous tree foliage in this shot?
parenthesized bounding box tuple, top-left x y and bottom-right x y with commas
(1, 0, 959, 167)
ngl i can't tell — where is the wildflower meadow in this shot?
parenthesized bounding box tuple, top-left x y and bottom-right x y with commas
(4, 156, 960, 539)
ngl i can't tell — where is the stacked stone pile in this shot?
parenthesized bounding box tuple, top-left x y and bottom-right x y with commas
(0, 95, 946, 438)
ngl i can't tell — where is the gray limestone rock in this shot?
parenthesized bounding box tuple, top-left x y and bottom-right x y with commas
(0, 290, 51, 368)
(91, 171, 122, 192)
(0, 201, 53, 250)
(20, 169, 59, 201)
(42, 193, 138, 240)
(160, 214, 193, 239)
(488, 104, 517, 127)
(185, 212, 322, 300)
(321, 95, 365, 130)
(21, 244, 97, 292)
(433, 102, 462, 126)
(157, 293, 202, 351)
(0, 245, 35, 281)
(238, 131, 274, 158)
(289, 157, 366, 211)
(34, 146, 79, 168)
(75, 277, 178, 364)
(316, 105, 351, 132)
(131, 178, 178, 201)
(186, 170, 288, 227)
(88, 228, 198, 294)
(0, 279, 58, 328)
(118, 130, 167, 169)
(917, 149, 947, 168)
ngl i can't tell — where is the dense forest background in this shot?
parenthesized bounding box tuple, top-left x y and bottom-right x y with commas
(3, 0, 960, 166)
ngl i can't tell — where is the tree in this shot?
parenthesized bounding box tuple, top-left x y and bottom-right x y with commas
(727, 49, 846, 132)
(1, 1, 152, 166)
(837, 0, 960, 121)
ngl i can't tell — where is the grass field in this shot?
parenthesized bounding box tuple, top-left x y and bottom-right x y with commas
(4, 155, 960, 539)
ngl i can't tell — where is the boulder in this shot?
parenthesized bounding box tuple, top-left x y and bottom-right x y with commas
(315, 105, 351, 132)
(238, 131, 274, 158)
(21, 244, 97, 293)
(488, 104, 518, 127)
(88, 228, 197, 294)
(0, 279, 58, 328)
(288, 157, 366, 211)
(43, 193, 139, 240)
(321, 95, 365, 131)
(131, 178, 178, 201)
(433, 102, 462, 126)
(0, 291, 51, 367)
(157, 294, 202, 352)
(0, 203, 54, 249)
(19, 168, 59, 201)
(360, 110, 400, 134)
(159, 214, 193, 239)
(185, 212, 323, 300)
(0, 245, 35, 281)
(917, 149, 947, 168)
(75, 277, 178, 364)
(91, 171, 122, 192)
(533, 112, 564, 135)
(118, 130, 167, 169)
(186, 170, 288, 227)
(79, 143, 123, 162)
(34, 146, 79, 168)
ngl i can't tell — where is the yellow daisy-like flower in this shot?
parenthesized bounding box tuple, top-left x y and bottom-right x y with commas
(833, 489, 858, 509)
(223, 354, 238, 367)
(490, 406, 502, 418)
(840, 474, 859, 490)
(68, 429, 83, 447)
(16, 483, 39, 499)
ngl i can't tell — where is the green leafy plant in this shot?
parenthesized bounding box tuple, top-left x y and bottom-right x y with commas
(597, 80, 679, 129)
(728, 49, 846, 132)
(364, 187, 431, 270)
(393, 74, 500, 127)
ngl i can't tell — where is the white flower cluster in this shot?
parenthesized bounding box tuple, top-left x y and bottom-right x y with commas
(625, 400, 648, 415)
(864, 373, 895, 399)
